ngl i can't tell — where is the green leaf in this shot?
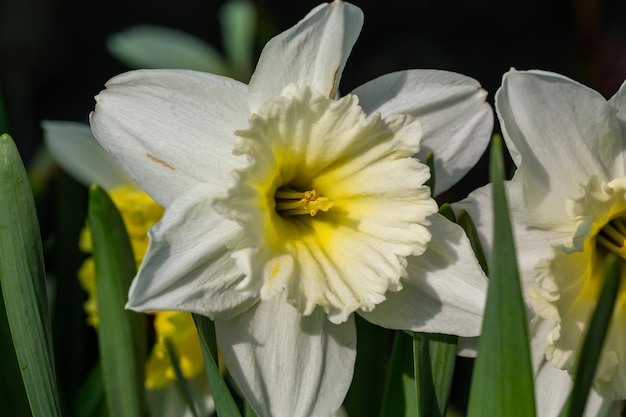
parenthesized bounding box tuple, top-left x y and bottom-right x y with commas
(0, 286, 32, 417)
(164, 338, 200, 417)
(244, 401, 259, 417)
(438, 203, 456, 223)
(379, 331, 416, 417)
(107, 25, 228, 74)
(0, 133, 62, 417)
(193, 314, 242, 417)
(344, 315, 389, 417)
(559, 254, 621, 417)
(89, 185, 146, 417)
(467, 134, 536, 417)
(413, 332, 458, 417)
(220, 0, 257, 81)
(73, 362, 108, 417)
(456, 209, 489, 275)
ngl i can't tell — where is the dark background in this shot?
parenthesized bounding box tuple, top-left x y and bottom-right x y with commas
(2, 0, 626, 169)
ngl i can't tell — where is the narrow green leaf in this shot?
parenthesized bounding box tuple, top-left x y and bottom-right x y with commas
(193, 314, 242, 417)
(107, 25, 228, 74)
(560, 255, 621, 417)
(413, 332, 458, 417)
(164, 338, 200, 417)
(0, 286, 32, 417)
(244, 401, 259, 417)
(89, 185, 146, 417)
(467, 135, 536, 417)
(73, 362, 108, 417)
(379, 331, 416, 417)
(425, 151, 435, 197)
(0, 133, 62, 417)
(344, 315, 389, 416)
(220, 0, 256, 81)
(457, 209, 489, 275)
(438, 203, 456, 223)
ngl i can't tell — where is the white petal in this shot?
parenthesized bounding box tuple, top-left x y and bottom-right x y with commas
(247, 1, 363, 111)
(352, 70, 493, 195)
(359, 214, 487, 337)
(609, 79, 626, 173)
(531, 318, 614, 417)
(126, 184, 256, 320)
(454, 182, 573, 317)
(42, 120, 132, 189)
(496, 69, 623, 229)
(90, 69, 248, 207)
(215, 294, 356, 417)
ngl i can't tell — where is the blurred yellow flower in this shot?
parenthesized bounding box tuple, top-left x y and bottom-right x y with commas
(78, 185, 205, 387)
(43, 121, 205, 390)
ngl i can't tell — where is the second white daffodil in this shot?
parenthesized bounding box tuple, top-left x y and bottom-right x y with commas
(90, 1, 492, 416)
(457, 69, 626, 416)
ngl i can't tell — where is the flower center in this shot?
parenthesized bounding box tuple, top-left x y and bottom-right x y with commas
(274, 187, 332, 217)
(531, 176, 626, 400)
(218, 84, 435, 323)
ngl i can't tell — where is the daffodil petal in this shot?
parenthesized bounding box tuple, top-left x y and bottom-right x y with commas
(609, 79, 626, 170)
(215, 293, 356, 417)
(454, 183, 572, 293)
(352, 69, 493, 195)
(91, 69, 248, 207)
(42, 120, 132, 189)
(126, 184, 256, 319)
(359, 214, 487, 337)
(496, 69, 624, 229)
(531, 319, 612, 417)
(534, 363, 615, 417)
(247, 0, 363, 111)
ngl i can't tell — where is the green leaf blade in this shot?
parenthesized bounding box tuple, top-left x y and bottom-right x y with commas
(467, 135, 536, 417)
(414, 333, 458, 417)
(379, 331, 417, 417)
(0, 134, 62, 417)
(457, 209, 489, 275)
(89, 185, 146, 417)
(193, 314, 242, 417)
(560, 254, 621, 417)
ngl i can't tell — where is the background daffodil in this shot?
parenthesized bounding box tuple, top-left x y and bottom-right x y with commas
(456, 69, 626, 416)
(90, 1, 493, 416)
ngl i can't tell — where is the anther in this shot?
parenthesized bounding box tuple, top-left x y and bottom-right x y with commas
(275, 187, 332, 216)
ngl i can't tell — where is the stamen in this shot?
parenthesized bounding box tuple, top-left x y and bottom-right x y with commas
(275, 187, 332, 216)
(597, 218, 626, 259)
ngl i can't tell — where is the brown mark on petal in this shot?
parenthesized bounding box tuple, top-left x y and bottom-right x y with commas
(146, 153, 175, 170)
(328, 66, 340, 98)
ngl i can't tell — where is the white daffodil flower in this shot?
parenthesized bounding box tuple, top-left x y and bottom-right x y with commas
(456, 69, 626, 416)
(90, 1, 492, 416)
